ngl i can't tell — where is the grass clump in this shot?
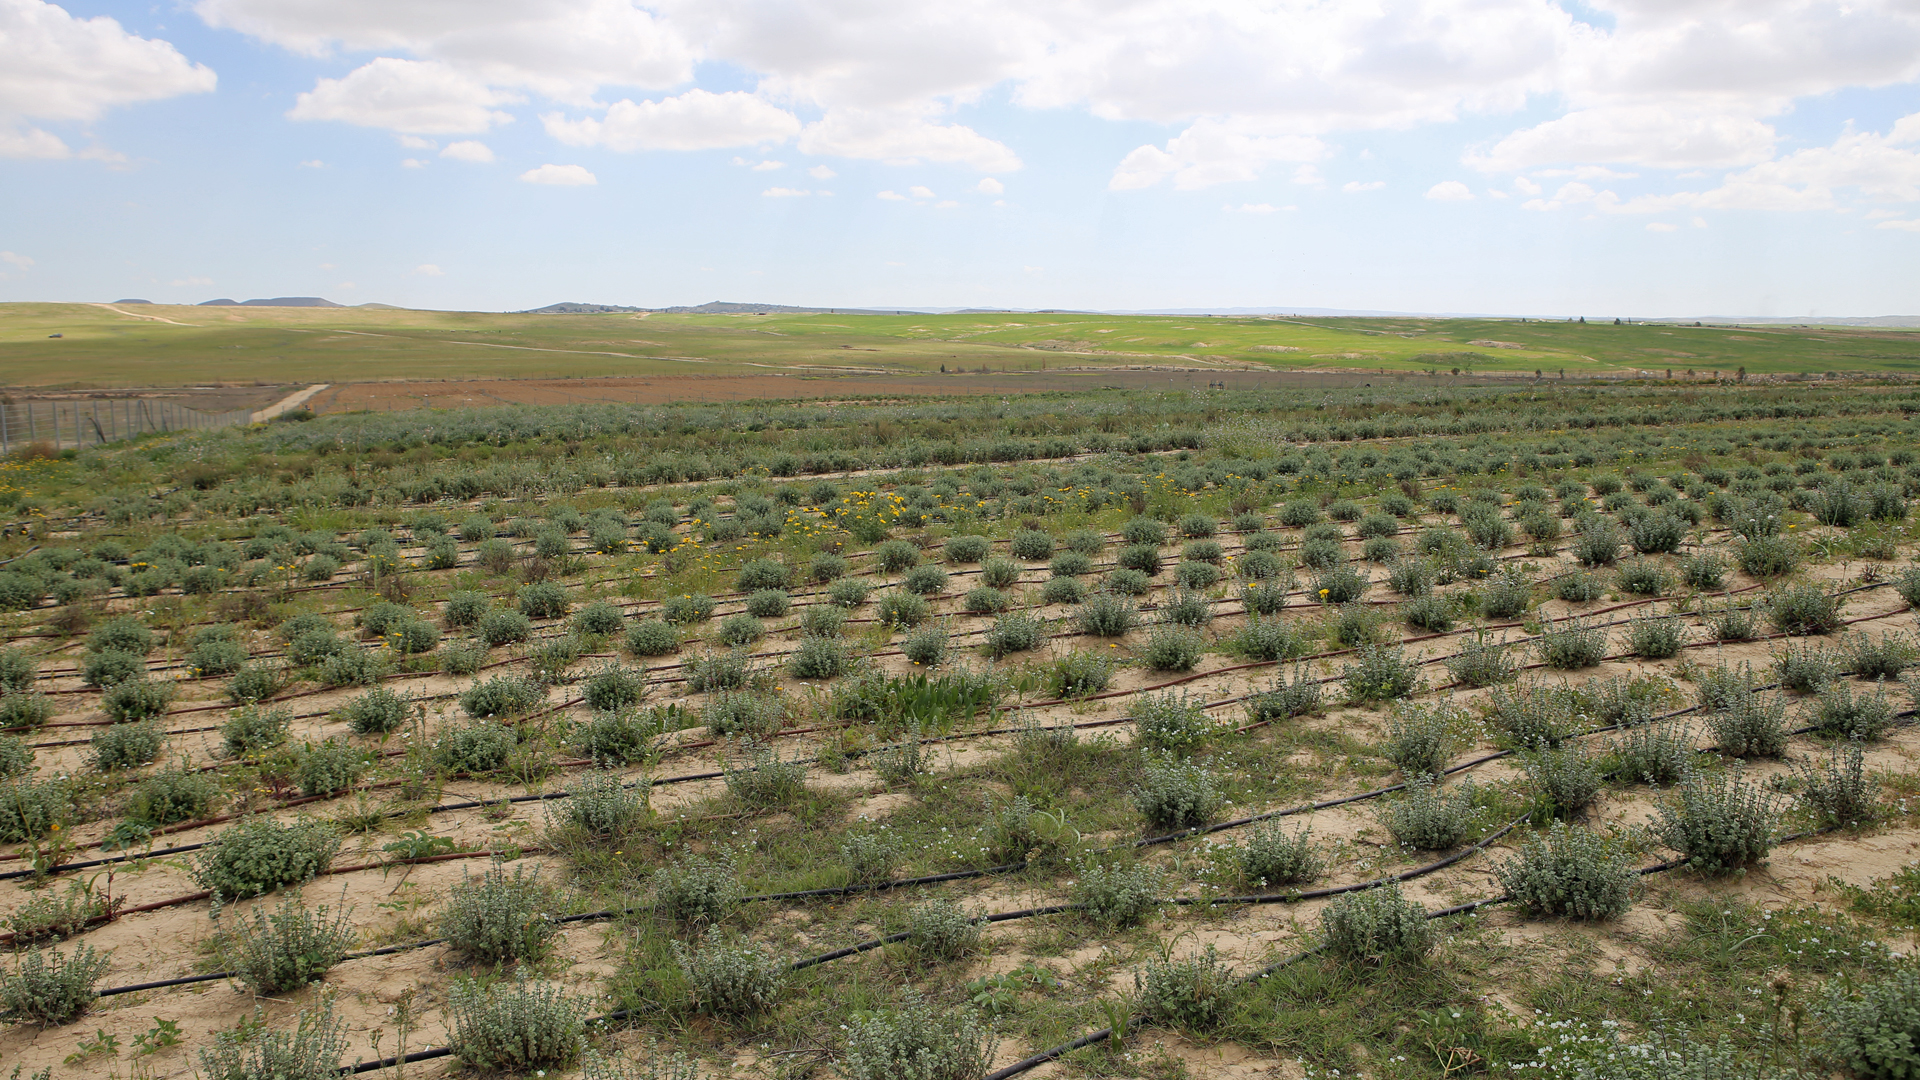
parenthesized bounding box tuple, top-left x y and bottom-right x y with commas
(724, 742, 808, 807)
(441, 863, 559, 963)
(1652, 768, 1778, 874)
(216, 895, 355, 995)
(446, 976, 585, 1072)
(1494, 821, 1635, 920)
(192, 816, 342, 902)
(1792, 742, 1880, 827)
(1321, 882, 1432, 964)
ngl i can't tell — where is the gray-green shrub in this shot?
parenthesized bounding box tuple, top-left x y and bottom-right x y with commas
(1236, 821, 1324, 889)
(1073, 860, 1161, 928)
(0, 943, 110, 1024)
(90, 719, 164, 770)
(217, 895, 355, 995)
(1379, 777, 1475, 850)
(1651, 768, 1778, 874)
(440, 863, 559, 962)
(1381, 702, 1456, 780)
(652, 852, 740, 927)
(673, 933, 787, 1017)
(1494, 822, 1635, 920)
(445, 976, 585, 1072)
(295, 740, 366, 797)
(1321, 882, 1432, 964)
(1133, 752, 1222, 830)
(1135, 944, 1236, 1032)
(126, 768, 219, 824)
(192, 816, 342, 902)
(1814, 966, 1920, 1080)
(222, 704, 293, 755)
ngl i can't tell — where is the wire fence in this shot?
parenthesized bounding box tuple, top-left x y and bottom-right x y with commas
(0, 397, 253, 453)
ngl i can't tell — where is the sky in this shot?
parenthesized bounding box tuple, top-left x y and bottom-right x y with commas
(2, 0, 1919, 318)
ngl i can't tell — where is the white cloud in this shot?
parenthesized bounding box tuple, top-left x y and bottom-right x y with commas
(762, 186, 809, 196)
(299, 158, 325, 167)
(934, 198, 958, 208)
(908, 185, 935, 198)
(170, 275, 212, 286)
(1513, 176, 1541, 195)
(1425, 180, 1474, 201)
(808, 164, 836, 179)
(876, 189, 906, 200)
(1646, 222, 1677, 232)
(1223, 203, 1277, 213)
(752, 159, 784, 170)
(414, 263, 444, 276)
(401, 157, 428, 168)
(1343, 180, 1384, 192)
(441, 139, 494, 162)
(195, 0, 692, 102)
(289, 58, 517, 133)
(797, 108, 1019, 171)
(1876, 218, 1920, 231)
(1110, 119, 1323, 190)
(0, 0, 215, 159)
(546, 89, 798, 151)
(520, 162, 596, 185)
(397, 134, 434, 149)
(976, 176, 1003, 195)
(1, 251, 34, 270)
(1472, 106, 1778, 173)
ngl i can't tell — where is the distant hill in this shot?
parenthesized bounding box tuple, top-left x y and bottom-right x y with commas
(522, 300, 928, 315)
(197, 296, 343, 307)
(113, 298, 153, 305)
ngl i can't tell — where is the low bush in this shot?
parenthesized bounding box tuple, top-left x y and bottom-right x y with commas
(829, 578, 872, 608)
(1571, 519, 1623, 567)
(1481, 570, 1532, 618)
(1242, 664, 1321, 722)
(744, 589, 790, 618)
(1706, 685, 1789, 757)
(1174, 559, 1223, 588)
(88, 616, 153, 655)
(1379, 777, 1476, 850)
(1772, 641, 1839, 696)
(1402, 592, 1454, 632)
(1615, 559, 1672, 596)
(980, 556, 1021, 588)
(1846, 631, 1917, 680)
(1010, 528, 1055, 560)
(685, 649, 758, 692)
(1521, 745, 1602, 816)
(984, 611, 1046, 658)
(295, 740, 365, 797)
(839, 830, 899, 884)
(1135, 944, 1236, 1032)
(1793, 742, 1880, 827)
(624, 620, 678, 657)
(1041, 576, 1087, 605)
(842, 993, 995, 1080)
(1233, 616, 1311, 662)
(223, 703, 293, 755)
(218, 895, 355, 995)
(661, 593, 717, 625)
(1610, 720, 1697, 786)
(0, 648, 37, 692)
(1652, 768, 1778, 874)
(477, 608, 533, 646)
(0, 943, 111, 1024)
(1554, 571, 1604, 602)
(459, 674, 546, 719)
(435, 719, 518, 774)
(1485, 682, 1577, 749)
(1494, 821, 1636, 919)
(1680, 551, 1728, 590)
(964, 585, 1012, 614)
(901, 623, 950, 667)
(704, 691, 784, 737)
(1814, 967, 1920, 1080)
(1810, 682, 1897, 740)
(90, 719, 164, 770)
(906, 900, 983, 959)
(1738, 533, 1800, 577)
(724, 742, 808, 807)
(446, 976, 585, 1072)
(0, 734, 29, 777)
(1321, 882, 1432, 964)
(81, 648, 144, 688)
(1629, 511, 1686, 554)
(790, 635, 851, 680)
(127, 767, 219, 824)
(674, 933, 788, 1017)
(441, 863, 559, 962)
(875, 590, 932, 628)
(738, 557, 793, 591)
(0, 692, 50, 731)
(189, 638, 249, 677)
(1073, 860, 1161, 928)
(319, 646, 390, 688)
(944, 535, 990, 564)
(1312, 563, 1368, 604)
(192, 816, 342, 902)
(1141, 625, 1204, 672)
(1134, 752, 1222, 830)
(1766, 582, 1844, 635)
(1077, 591, 1137, 636)
(1106, 567, 1152, 595)
(1179, 511, 1219, 537)
(1381, 702, 1456, 780)
(1236, 821, 1324, 889)
(572, 708, 662, 766)
(1343, 644, 1420, 703)
(1703, 601, 1758, 641)
(1626, 611, 1686, 659)
(1537, 615, 1608, 669)
(1046, 650, 1115, 698)
(1116, 543, 1163, 576)
(1447, 631, 1517, 688)
(716, 612, 765, 646)
(571, 600, 626, 638)
(653, 852, 741, 927)
(444, 591, 490, 628)
(441, 638, 488, 676)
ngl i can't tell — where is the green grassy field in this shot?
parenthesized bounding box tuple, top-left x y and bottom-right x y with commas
(3, 302, 1918, 388)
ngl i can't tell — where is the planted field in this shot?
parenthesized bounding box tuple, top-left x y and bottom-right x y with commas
(6, 302, 1920, 390)
(0, 380, 1916, 1080)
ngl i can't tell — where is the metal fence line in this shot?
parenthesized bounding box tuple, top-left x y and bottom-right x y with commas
(0, 397, 254, 455)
